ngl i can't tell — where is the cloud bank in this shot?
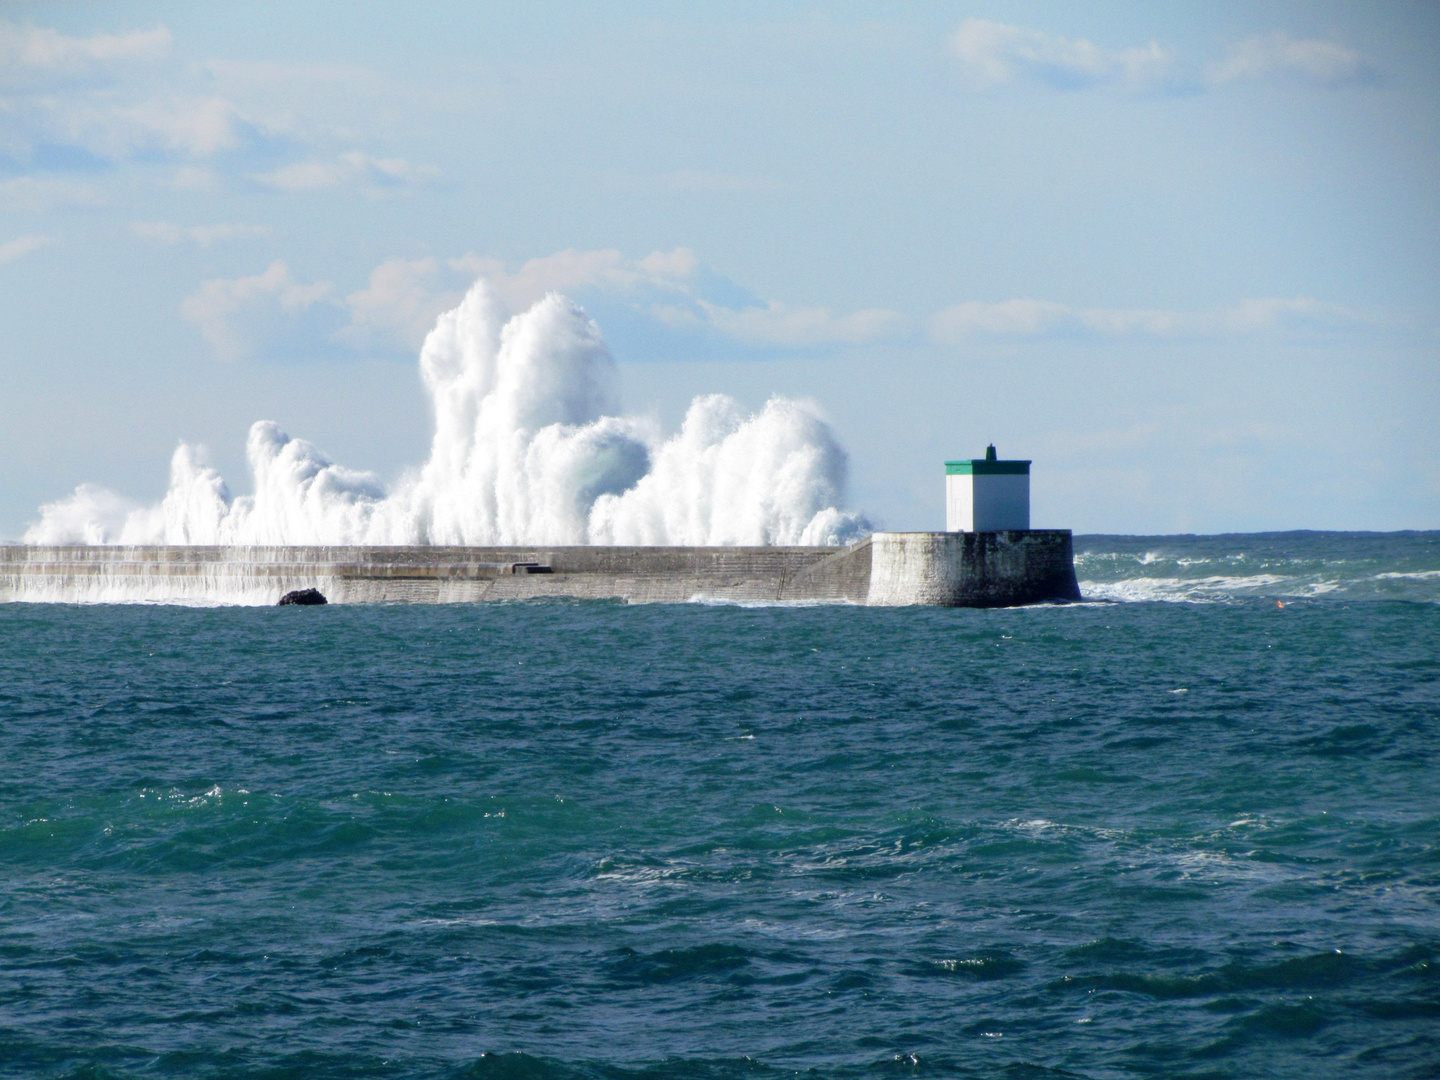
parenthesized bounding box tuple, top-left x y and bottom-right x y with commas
(929, 296, 1370, 342)
(0, 18, 434, 193)
(1209, 32, 1377, 88)
(252, 151, 438, 193)
(0, 20, 244, 163)
(180, 260, 336, 363)
(131, 221, 271, 246)
(0, 234, 55, 264)
(0, 22, 170, 85)
(181, 247, 909, 360)
(948, 18, 1375, 94)
(949, 19, 1184, 94)
(178, 245, 1376, 363)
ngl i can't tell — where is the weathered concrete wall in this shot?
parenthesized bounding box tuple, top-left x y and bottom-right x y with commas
(0, 544, 864, 607)
(0, 532, 1077, 607)
(866, 531, 1080, 607)
(782, 540, 873, 604)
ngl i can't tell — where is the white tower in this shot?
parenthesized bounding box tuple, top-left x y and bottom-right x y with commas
(946, 445, 1030, 532)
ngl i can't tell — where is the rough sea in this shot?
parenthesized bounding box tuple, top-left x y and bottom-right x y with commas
(2, 531, 1436, 1080)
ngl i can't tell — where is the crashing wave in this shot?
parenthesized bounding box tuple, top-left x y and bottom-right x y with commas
(26, 282, 869, 547)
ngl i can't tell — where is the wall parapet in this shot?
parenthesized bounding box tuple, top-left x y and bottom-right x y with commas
(0, 533, 1079, 608)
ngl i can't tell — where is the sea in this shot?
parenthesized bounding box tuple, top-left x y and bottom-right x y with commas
(1, 531, 1436, 1080)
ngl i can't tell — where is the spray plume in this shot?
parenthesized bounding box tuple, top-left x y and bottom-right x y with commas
(26, 282, 869, 547)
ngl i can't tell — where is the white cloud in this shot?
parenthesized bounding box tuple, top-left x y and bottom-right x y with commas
(488, 247, 690, 310)
(181, 260, 333, 362)
(178, 248, 1383, 365)
(109, 95, 243, 157)
(251, 161, 344, 191)
(196, 58, 422, 147)
(0, 233, 54, 264)
(336, 248, 701, 353)
(0, 20, 247, 164)
(929, 298, 1071, 337)
(929, 296, 1371, 343)
(172, 165, 220, 191)
(451, 247, 903, 348)
(0, 21, 409, 173)
(3, 90, 244, 161)
(1210, 33, 1376, 88)
(637, 248, 700, 279)
(181, 248, 689, 361)
(947, 20, 1374, 96)
(188, 246, 909, 361)
(131, 221, 271, 245)
(949, 18, 1184, 93)
(338, 257, 460, 351)
(673, 300, 906, 348)
(0, 175, 106, 210)
(252, 151, 438, 192)
(0, 22, 170, 86)
(0, 19, 444, 205)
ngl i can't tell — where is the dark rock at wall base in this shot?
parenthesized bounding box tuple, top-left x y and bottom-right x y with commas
(278, 588, 328, 606)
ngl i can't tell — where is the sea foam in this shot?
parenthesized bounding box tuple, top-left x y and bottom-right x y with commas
(26, 282, 868, 547)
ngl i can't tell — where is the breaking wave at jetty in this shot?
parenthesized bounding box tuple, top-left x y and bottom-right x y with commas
(26, 283, 868, 547)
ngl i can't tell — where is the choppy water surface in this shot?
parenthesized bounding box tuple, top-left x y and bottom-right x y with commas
(1, 532, 1437, 1079)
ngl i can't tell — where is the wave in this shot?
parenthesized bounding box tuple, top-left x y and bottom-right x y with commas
(25, 283, 868, 548)
(1075, 531, 1440, 604)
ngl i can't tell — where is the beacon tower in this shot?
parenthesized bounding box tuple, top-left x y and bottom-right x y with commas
(945, 446, 1030, 532)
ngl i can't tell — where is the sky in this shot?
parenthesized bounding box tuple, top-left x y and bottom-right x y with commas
(1, 0, 1437, 537)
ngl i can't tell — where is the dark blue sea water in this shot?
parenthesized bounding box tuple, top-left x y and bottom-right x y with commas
(2, 532, 1437, 1080)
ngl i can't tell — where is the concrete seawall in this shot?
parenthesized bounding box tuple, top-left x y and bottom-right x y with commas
(867, 531, 1083, 606)
(0, 531, 1080, 607)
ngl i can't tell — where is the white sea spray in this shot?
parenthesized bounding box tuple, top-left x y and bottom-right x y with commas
(26, 282, 868, 547)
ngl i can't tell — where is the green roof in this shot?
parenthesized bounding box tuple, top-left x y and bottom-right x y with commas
(946, 460, 1030, 475)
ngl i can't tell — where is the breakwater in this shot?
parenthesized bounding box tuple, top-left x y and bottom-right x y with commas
(0, 530, 1081, 606)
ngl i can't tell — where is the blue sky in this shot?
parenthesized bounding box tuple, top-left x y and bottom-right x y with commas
(2, 1, 1436, 536)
